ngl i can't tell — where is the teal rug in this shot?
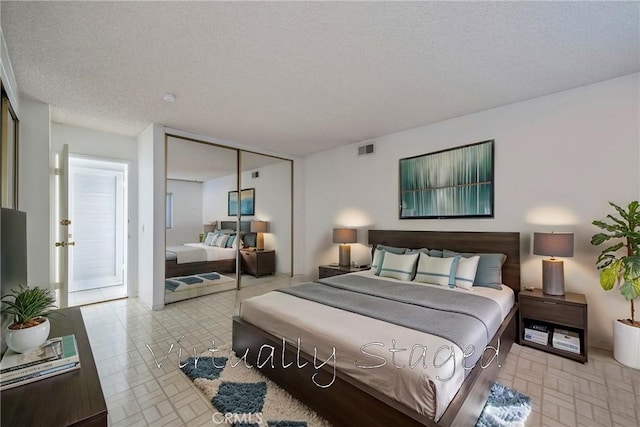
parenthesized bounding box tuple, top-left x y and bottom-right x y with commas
(181, 354, 531, 427)
(165, 272, 232, 292)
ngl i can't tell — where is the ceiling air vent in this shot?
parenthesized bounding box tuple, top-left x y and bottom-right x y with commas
(357, 143, 375, 156)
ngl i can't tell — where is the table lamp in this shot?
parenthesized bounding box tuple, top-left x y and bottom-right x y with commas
(533, 232, 574, 296)
(333, 228, 357, 267)
(251, 221, 269, 250)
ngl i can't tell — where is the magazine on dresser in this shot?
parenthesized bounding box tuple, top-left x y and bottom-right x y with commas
(0, 334, 80, 385)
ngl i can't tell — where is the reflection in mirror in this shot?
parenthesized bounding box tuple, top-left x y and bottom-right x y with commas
(238, 151, 292, 289)
(165, 136, 238, 304)
(1, 87, 19, 209)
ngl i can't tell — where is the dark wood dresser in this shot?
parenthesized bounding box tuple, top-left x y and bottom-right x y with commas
(1, 307, 107, 426)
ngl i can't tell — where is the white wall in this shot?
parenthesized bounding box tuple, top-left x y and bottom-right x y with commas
(202, 174, 235, 222)
(242, 161, 292, 274)
(304, 73, 640, 348)
(138, 124, 165, 310)
(50, 122, 139, 297)
(201, 161, 293, 274)
(166, 179, 203, 246)
(17, 98, 50, 291)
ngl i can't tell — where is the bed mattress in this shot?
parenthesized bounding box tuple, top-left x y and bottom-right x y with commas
(239, 270, 514, 421)
(165, 243, 236, 263)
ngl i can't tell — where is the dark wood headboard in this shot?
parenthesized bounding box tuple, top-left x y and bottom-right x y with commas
(219, 220, 252, 233)
(368, 230, 520, 294)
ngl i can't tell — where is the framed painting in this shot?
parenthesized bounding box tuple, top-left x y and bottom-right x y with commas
(228, 188, 255, 216)
(399, 140, 494, 219)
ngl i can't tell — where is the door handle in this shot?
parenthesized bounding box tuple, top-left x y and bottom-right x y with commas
(55, 241, 66, 247)
(68, 242, 76, 246)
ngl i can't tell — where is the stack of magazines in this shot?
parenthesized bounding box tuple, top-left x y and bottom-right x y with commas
(0, 335, 80, 390)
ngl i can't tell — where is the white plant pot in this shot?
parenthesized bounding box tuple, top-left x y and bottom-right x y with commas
(613, 319, 640, 369)
(5, 318, 50, 353)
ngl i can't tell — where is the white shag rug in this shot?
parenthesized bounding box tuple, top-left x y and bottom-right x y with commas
(181, 350, 331, 427)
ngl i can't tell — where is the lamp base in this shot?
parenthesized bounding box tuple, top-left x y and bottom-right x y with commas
(338, 245, 351, 267)
(542, 259, 565, 296)
(256, 232, 264, 251)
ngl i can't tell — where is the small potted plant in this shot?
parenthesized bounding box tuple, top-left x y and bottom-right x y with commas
(591, 201, 640, 369)
(1, 285, 58, 353)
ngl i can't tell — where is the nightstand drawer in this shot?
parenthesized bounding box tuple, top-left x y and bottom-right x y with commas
(520, 297, 585, 329)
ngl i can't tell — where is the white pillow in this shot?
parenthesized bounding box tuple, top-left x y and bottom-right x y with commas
(378, 252, 419, 281)
(204, 232, 218, 246)
(214, 234, 229, 247)
(413, 253, 456, 287)
(452, 255, 480, 290)
(371, 249, 384, 274)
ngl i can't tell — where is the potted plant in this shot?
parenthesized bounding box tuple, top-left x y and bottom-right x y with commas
(591, 201, 640, 369)
(1, 285, 57, 353)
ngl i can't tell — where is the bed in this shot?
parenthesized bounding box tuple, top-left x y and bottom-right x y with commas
(232, 230, 520, 426)
(165, 220, 254, 278)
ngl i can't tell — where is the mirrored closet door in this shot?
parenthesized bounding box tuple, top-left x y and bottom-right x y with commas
(164, 136, 293, 304)
(238, 151, 292, 289)
(165, 136, 238, 304)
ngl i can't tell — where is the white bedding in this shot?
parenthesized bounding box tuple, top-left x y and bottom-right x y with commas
(180, 243, 236, 261)
(239, 270, 514, 421)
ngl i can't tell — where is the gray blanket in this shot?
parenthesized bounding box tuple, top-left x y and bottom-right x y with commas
(278, 274, 503, 368)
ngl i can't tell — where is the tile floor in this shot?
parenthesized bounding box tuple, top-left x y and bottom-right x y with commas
(80, 279, 640, 427)
(69, 283, 127, 307)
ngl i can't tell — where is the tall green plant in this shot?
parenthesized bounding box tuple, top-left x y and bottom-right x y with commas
(591, 201, 640, 326)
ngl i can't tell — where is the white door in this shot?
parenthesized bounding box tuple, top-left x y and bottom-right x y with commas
(68, 157, 127, 293)
(53, 145, 70, 307)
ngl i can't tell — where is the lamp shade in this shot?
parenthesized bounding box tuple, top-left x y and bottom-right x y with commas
(251, 221, 269, 233)
(333, 228, 356, 244)
(533, 232, 574, 257)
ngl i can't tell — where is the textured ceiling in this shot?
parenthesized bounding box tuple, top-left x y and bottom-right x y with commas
(2, 1, 639, 157)
(166, 136, 286, 182)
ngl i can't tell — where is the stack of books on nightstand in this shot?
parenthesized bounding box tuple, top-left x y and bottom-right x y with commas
(552, 329, 580, 354)
(524, 323, 549, 345)
(0, 334, 80, 390)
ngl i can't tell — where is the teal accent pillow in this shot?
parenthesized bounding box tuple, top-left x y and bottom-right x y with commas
(377, 244, 407, 254)
(428, 249, 444, 258)
(406, 248, 429, 255)
(443, 250, 506, 289)
(224, 235, 236, 248)
(242, 232, 257, 248)
(448, 256, 461, 288)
